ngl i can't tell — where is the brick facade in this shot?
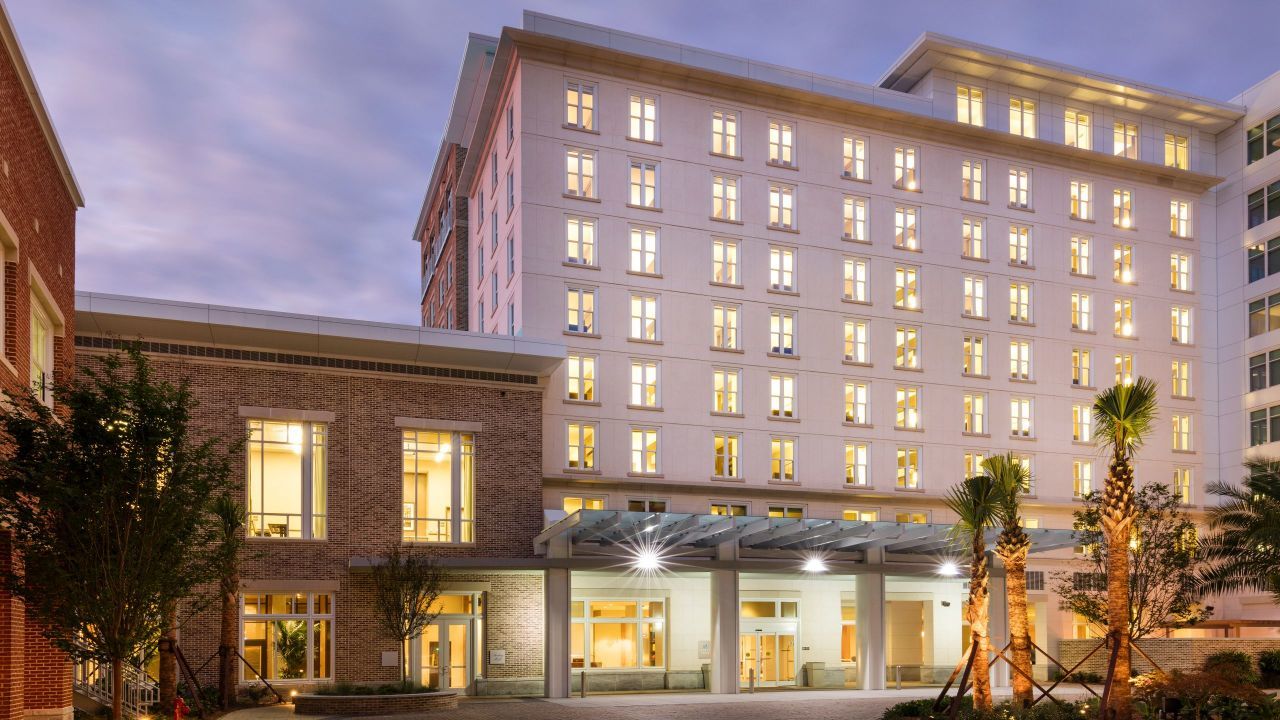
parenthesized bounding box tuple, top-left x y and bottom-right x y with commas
(1060, 638, 1280, 675)
(419, 143, 470, 331)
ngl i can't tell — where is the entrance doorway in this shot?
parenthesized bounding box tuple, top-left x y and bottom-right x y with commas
(739, 631, 797, 686)
(419, 621, 470, 690)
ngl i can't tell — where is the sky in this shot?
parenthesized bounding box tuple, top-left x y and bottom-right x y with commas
(7, 0, 1278, 325)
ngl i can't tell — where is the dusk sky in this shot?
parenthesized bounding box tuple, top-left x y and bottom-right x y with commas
(8, 1, 1276, 324)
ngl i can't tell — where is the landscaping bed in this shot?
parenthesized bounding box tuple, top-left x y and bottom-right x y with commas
(293, 687, 456, 716)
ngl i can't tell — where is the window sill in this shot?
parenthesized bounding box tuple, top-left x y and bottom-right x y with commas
(768, 415, 801, 423)
(563, 193, 601, 203)
(894, 244, 923, 254)
(626, 404, 663, 412)
(893, 185, 922, 194)
(562, 261, 600, 271)
(895, 487, 926, 494)
(627, 472, 665, 479)
(1009, 262, 1035, 271)
(564, 330, 601, 339)
(1072, 440, 1093, 447)
(768, 225, 800, 234)
(962, 373, 990, 380)
(1009, 434, 1036, 442)
(962, 314, 989, 322)
(563, 467, 602, 476)
(709, 151, 742, 161)
(710, 345, 744, 354)
(842, 298, 872, 307)
(563, 399, 602, 407)
(626, 270, 663, 279)
(842, 359, 872, 368)
(843, 236, 872, 245)
(894, 305, 924, 313)
(842, 174, 871, 184)
(711, 411, 744, 419)
(710, 281, 744, 290)
(627, 337, 664, 346)
(711, 475, 745, 483)
(1008, 204, 1034, 213)
(843, 484, 874, 491)
(895, 426, 925, 433)
(247, 537, 327, 544)
(767, 351, 800, 360)
(961, 196, 989, 205)
(1171, 449, 1196, 455)
(766, 160, 798, 171)
(767, 287, 800, 296)
(1071, 384, 1097, 391)
(403, 541, 477, 548)
(843, 421, 873, 429)
(626, 203, 662, 213)
(562, 124, 600, 135)
(1070, 215, 1095, 224)
(1071, 327, 1096, 335)
(894, 365, 924, 373)
(1171, 233, 1192, 241)
(963, 255, 990, 263)
(1071, 272, 1096, 280)
(627, 137, 662, 146)
(1171, 287, 1194, 295)
(1113, 334, 1138, 341)
(962, 431, 991, 439)
(1172, 341, 1195, 349)
(1172, 395, 1196, 401)
(1009, 377, 1036, 385)
(1113, 224, 1137, 232)
(1009, 320, 1035, 328)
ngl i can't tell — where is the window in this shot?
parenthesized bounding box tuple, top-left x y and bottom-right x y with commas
(963, 451, 987, 479)
(713, 432, 740, 479)
(1113, 122, 1138, 159)
(770, 373, 796, 418)
(896, 447, 920, 489)
(1009, 282, 1031, 323)
(845, 442, 870, 486)
(629, 359, 659, 408)
(563, 496, 605, 513)
(491, 210, 498, 251)
(894, 325, 920, 369)
(769, 311, 795, 355)
(1173, 468, 1192, 505)
(1172, 415, 1192, 451)
(1165, 133, 1188, 170)
(712, 368, 741, 414)
(506, 172, 515, 212)
(1171, 306, 1192, 344)
(843, 196, 868, 241)
(1249, 292, 1280, 337)
(844, 319, 869, 364)
(843, 136, 867, 180)
(712, 304, 739, 350)
(241, 592, 333, 682)
(712, 110, 738, 156)
(769, 184, 795, 229)
(1072, 348, 1093, 387)
(1115, 353, 1135, 385)
(1010, 339, 1032, 380)
(1249, 350, 1280, 391)
(1248, 182, 1280, 229)
(1171, 253, 1191, 291)
(565, 80, 596, 130)
(712, 238, 739, 285)
(768, 506, 804, 519)
(1114, 243, 1135, 283)
(507, 235, 516, 279)
(957, 86, 984, 126)
(1113, 189, 1134, 229)
(1170, 200, 1191, 238)
(895, 265, 920, 310)
(628, 93, 657, 142)
(963, 275, 987, 318)
(1073, 460, 1093, 497)
(1247, 114, 1280, 165)
(961, 159, 985, 201)
(843, 257, 869, 302)
(629, 160, 658, 208)
(769, 247, 796, 292)
(1248, 239, 1280, 282)
(247, 420, 326, 539)
(771, 437, 796, 482)
(711, 502, 749, 516)
(895, 386, 920, 430)
(844, 381, 869, 425)
(1114, 298, 1134, 337)
(402, 430, 475, 543)
(768, 120, 795, 166)
(896, 511, 928, 524)
(630, 427, 660, 474)
(844, 508, 878, 521)
(1008, 168, 1031, 209)
(1070, 236, 1092, 276)
(571, 600, 665, 670)
(565, 148, 596, 198)
(506, 103, 515, 145)
(629, 294, 659, 341)
(566, 353, 596, 402)
(1065, 109, 1091, 149)
(1010, 397, 1033, 437)
(1070, 180, 1093, 220)
(491, 151, 498, 188)
(1071, 292, 1093, 331)
(962, 217, 985, 259)
(490, 271, 498, 310)
(29, 303, 52, 407)
(963, 393, 987, 434)
(628, 226, 659, 275)
(565, 216, 597, 266)
(711, 174, 739, 221)
(1172, 359, 1192, 398)
(1009, 225, 1031, 266)
(1009, 98, 1036, 138)
(894, 146, 919, 190)
(1250, 406, 1280, 447)
(566, 287, 596, 334)
(1072, 404, 1092, 443)
(894, 205, 920, 250)
(962, 334, 986, 376)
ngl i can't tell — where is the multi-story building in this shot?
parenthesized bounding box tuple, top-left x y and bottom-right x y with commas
(0, 3, 83, 719)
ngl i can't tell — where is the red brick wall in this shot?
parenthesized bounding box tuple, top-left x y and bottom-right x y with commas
(419, 143, 469, 330)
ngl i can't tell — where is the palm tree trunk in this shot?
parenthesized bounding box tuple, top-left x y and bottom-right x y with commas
(219, 571, 239, 709)
(1103, 455, 1136, 720)
(1005, 548, 1034, 706)
(969, 536, 993, 710)
(111, 657, 124, 720)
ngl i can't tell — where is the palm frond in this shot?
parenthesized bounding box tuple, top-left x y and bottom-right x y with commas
(1092, 376, 1159, 455)
(944, 473, 1002, 544)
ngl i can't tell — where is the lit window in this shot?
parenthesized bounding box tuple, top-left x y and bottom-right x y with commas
(1172, 415, 1192, 451)
(962, 217, 985, 259)
(961, 159, 984, 201)
(711, 174, 739, 221)
(1073, 460, 1092, 497)
(630, 427, 660, 474)
(1248, 293, 1280, 337)
(1009, 225, 1031, 266)
(566, 353, 596, 402)
(896, 447, 920, 489)
(843, 136, 867, 180)
(1164, 133, 1188, 170)
(629, 359, 660, 408)
(1113, 189, 1134, 229)
(1070, 180, 1092, 220)
(713, 432, 740, 479)
(767, 506, 804, 519)
(1072, 348, 1092, 387)
(1113, 122, 1138, 159)
(1010, 339, 1032, 381)
(843, 257, 869, 303)
(963, 393, 987, 434)
(712, 304, 739, 350)
(963, 451, 987, 479)
(1009, 282, 1032, 323)
(844, 381, 870, 425)
(565, 148, 596, 198)
(896, 512, 928, 524)
(957, 86, 984, 126)
(769, 311, 795, 356)
(563, 496, 605, 513)
(1072, 404, 1092, 443)
(769, 184, 795, 229)
(240, 592, 333, 682)
(770, 373, 796, 418)
(1114, 298, 1134, 338)
(1170, 200, 1191, 238)
(1114, 353, 1135, 385)
(963, 275, 987, 318)
(962, 334, 986, 376)
(711, 110, 738, 156)
(29, 302, 52, 407)
(1009, 98, 1036, 138)
(1172, 359, 1192, 398)
(629, 159, 658, 208)
(843, 196, 868, 241)
(894, 146, 919, 190)
(1114, 243, 1135, 283)
(712, 368, 740, 414)
(1065, 109, 1091, 149)
(1071, 292, 1092, 331)
(566, 287, 596, 334)
(567, 422, 596, 471)
(711, 502, 748, 516)
(1248, 115, 1280, 165)
(895, 386, 920, 429)
(247, 419, 327, 539)
(895, 265, 920, 310)
(712, 239, 739, 285)
(844, 508, 878, 521)
(1247, 183, 1280, 229)
(628, 93, 658, 142)
(1070, 236, 1092, 276)
(402, 430, 474, 543)
(770, 437, 796, 482)
(769, 247, 796, 292)
(629, 294, 659, 341)
(844, 319, 869, 364)
(895, 325, 920, 369)
(894, 206, 920, 249)
(1250, 407, 1280, 447)
(1173, 468, 1192, 505)
(845, 443, 870, 487)
(1171, 306, 1192, 344)
(1171, 253, 1191, 291)
(1008, 168, 1031, 209)
(1010, 397, 1032, 437)
(628, 226, 659, 275)
(565, 80, 596, 131)
(768, 120, 795, 166)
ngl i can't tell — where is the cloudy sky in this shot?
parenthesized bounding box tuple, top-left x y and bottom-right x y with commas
(8, 0, 1275, 324)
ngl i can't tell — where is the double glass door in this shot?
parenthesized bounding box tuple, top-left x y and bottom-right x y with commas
(739, 631, 797, 687)
(419, 621, 470, 691)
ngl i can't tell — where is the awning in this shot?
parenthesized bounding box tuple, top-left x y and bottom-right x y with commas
(534, 511, 1079, 559)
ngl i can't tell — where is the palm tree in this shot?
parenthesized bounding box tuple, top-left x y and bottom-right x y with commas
(1199, 458, 1280, 601)
(1092, 377, 1159, 720)
(944, 472, 1003, 711)
(211, 495, 248, 709)
(984, 453, 1034, 707)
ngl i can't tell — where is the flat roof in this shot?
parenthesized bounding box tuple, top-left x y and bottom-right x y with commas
(75, 291, 564, 376)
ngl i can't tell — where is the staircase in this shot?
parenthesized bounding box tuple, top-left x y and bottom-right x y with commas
(72, 655, 159, 719)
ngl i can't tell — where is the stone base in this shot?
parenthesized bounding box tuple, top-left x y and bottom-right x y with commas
(474, 677, 544, 696)
(293, 691, 457, 716)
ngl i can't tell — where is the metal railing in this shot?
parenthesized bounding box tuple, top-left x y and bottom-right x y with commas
(73, 654, 159, 719)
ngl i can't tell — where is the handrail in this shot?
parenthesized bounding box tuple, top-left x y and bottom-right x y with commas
(72, 652, 158, 719)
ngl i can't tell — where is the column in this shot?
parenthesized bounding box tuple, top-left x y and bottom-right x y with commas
(543, 535, 571, 699)
(989, 571, 1010, 689)
(708, 542, 739, 694)
(855, 550, 886, 690)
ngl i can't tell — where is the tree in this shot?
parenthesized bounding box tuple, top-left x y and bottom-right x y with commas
(0, 349, 235, 720)
(1092, 377, 1158, 720)
(943, 473, 1002, 711)
(370, 545, 446, 684)
(985, 453, 1034, 707)
(1053, 482, 1211, 640)
(1198, 458, 1280, 601)
(210, 495, 249, 709)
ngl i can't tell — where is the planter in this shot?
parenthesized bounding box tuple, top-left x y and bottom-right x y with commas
(293, 691, 457, 716)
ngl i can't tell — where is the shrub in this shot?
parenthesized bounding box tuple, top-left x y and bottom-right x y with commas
(1065, 670, 1102, 684)
(1133, 670, 1276, 719)
(879, 698, 1092, 720)
(1203, 650, 1258, 686)
(1259, 650, 1280, 687)
(311, 681, 436, 696)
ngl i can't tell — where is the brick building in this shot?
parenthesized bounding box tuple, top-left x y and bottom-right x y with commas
(0, 3, 83, 720)
(75, 292, 562, 696)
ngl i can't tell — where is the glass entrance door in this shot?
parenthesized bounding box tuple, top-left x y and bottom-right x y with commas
(418, 621, 470, 691)
(738, 631, 797, 687)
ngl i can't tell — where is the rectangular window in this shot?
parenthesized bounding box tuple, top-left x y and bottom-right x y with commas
(630, 427, 660, 474)
(845, 508, 878, 522)
(711, 502, 748, 516)
(711, 174, 739, 221)
(1172, 415, 1192, 451)
(843, 196, 868, 241)
(712, 432, 740, 479)
(1065, 109, 1091, 149)
(1010, 339, 1032, 380)
(628, 93, 658, 142)
(1113, 121, 1138, 159)
(963, 334, 986, 376)
(1248, 293, 1280, 338)
(566, 353, 596, 402)
(241, 592, 333, 682)
(29, 303, 52, 407)
(843, 257, 869, 303)
(963, 393, 987, 434)
(770, 437, 796, 482)
(1010, 397, 1033, 437)
(1247, 184, 1280, 229)
(1072, 348, 1093, 387)
(1114, 243, 1135, 283)
(894, 146, 919, 190)
(1171, 253, 1191, 291)
(770, 373, 796, 418)
(1114, 298, 1134, 337)
(1173, 468, 1192, 505)
(506, 104, 514, 146)
(629, 359, 659, 408)
(843, 136, 867, 180)
(247, 420, 326, 539)
(571, 599, 665, 670)
(1113, 189, 1134, 229)
(963, 275, 987, 318)
(1072, 404, 1092, 442)
(1073, 460, 1092, 497)
(768, 120, 795, 166)
(712, 110, 738, 156)
(962, 217, 985, 259)
(1172, 359, 1192, 398)
(896, 511, 929, 524)
(767, 506, 804, 519)
(961, 159, 985, 201)
(895, 265, 920, 310)
(1071, 292, 1092, 331)
(769, 184, 795, 229)
(563, 496, 605, 513)
(712, 304, 739, 350)
(895, 386, 920, 430)
(628, 226, 659, 275)
(490, 271, 498, 311)
(402, 430, 475, 543)
(1009, 282, 1031, 323)
(1070, 180, 1093, 220)
(506, 172, 515, 212)
(565, 80, 596, 130)
(1170, 200, 1191, 238)
(845, 442, 870, 487)
(895, 325, 920, 369)
(1165, 133, 1188, 169)
(565, 148, 596, 198)
(963, 451, 987, 479)
(896, 446, 920, 489)
(712, 368, 741, 414)
(1115, 353, 1135, 386)
(1009, 225, 1031, 266)
(1171, 306, 1192, 344)
(1008, 168, 1031, 209)
(769, 311, 795, 355)
(1009, 98, 1036, 138)
(629, 159, 658, 208)
(629, 294, 659, 341)
(1248, 115, 1280, 165)
(566, 287, 596, 334)
(957, 86, 984, 126)
(769, 247, 796, 292)
(844, 319, 869, 364)
(712, 238, 739, 285)
(844, 381, 870, 425)
(507, 235, 516, 278)
(894, 205, 920, 250)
